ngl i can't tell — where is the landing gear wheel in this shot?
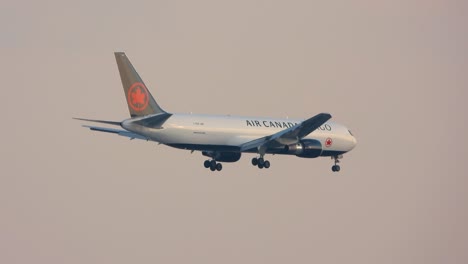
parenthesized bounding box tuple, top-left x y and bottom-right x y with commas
(216, 163, 223, 171)
(210, 160, 217, 171)
(258, 158, 265, 166)
(331, 165, 341, 172)
(254, 156, 270, 169)
(251, 157, 258, 166)
(331, 155, 342, 172)
(204, 160, 211, 168)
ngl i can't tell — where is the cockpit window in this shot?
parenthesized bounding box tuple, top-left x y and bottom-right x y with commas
(348, 130, 353, 136)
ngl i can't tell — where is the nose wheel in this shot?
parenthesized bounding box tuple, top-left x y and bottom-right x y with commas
(331, 155, 342, 172)
(251, 157, 270, 169)
(332, 165, 340, 172)
(204, 159, 222, 171)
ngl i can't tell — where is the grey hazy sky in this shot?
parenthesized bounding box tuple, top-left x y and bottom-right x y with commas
(1, 1, 467, 263)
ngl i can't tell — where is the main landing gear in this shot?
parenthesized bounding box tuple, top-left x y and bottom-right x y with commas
(251, 157, 270, 169)
(331, 155, 342, 172)
(203, 159, 223, 171)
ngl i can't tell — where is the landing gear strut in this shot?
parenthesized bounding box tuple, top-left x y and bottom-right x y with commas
(331, 155, 342, 172)
(204, 159, 222, 171)
(251, 156, 270, 169)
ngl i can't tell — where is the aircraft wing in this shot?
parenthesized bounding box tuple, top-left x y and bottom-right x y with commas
(82, 125, 149, 140)
(239, 113, 332, 152)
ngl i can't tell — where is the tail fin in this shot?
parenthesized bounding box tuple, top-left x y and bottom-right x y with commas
(115, 52, 166, 117)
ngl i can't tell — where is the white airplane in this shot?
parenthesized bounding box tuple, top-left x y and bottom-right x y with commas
(75, 52, 357, 172)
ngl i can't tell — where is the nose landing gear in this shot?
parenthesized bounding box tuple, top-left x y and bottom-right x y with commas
(251, 157, 270, 169)
(204, 159, 222, 171)
(331, 155, 342, 172)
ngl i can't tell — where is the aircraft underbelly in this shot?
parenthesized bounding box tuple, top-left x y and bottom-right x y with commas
(152, 127, 255, 146)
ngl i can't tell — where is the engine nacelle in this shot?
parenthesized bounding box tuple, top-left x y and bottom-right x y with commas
(202, 151, 242, 162)
(285, 139, 323, 158)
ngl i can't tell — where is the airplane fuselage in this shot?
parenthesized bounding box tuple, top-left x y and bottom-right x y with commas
(122, 113, 356, 157)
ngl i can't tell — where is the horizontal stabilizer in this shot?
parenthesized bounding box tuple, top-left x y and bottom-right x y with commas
(73, 118, 121, 126)
(82, 125, 148, 140)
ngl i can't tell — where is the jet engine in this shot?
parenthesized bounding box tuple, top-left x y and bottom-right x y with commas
(202, 151, 242, 162)
(285, 139, 323, 158)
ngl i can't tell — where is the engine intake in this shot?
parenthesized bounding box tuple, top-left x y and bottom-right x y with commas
(285, 139, 323, 158)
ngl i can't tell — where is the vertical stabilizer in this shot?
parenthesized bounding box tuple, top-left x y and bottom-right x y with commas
(115, 52, 166, 117)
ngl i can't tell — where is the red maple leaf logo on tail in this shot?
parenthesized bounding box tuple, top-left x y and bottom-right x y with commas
(127, 83, 149, 111)
(131, 88, 146, 105)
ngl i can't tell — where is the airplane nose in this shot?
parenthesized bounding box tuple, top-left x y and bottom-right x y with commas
(351, 135, 357, 149)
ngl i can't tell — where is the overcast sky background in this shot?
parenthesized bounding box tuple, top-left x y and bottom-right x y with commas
(1, 0, 467, 263)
